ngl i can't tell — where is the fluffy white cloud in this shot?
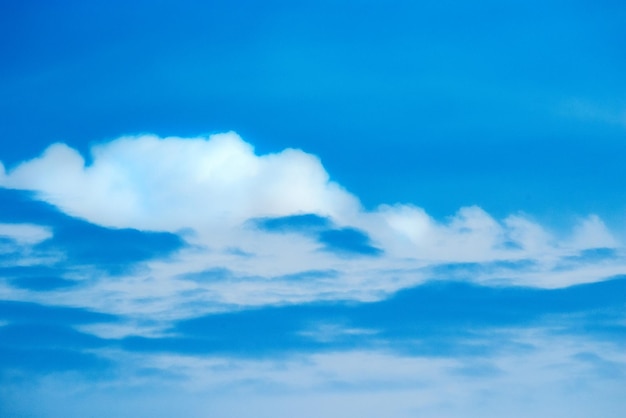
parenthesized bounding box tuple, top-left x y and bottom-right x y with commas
(372, 204, 619, 264)
(375, 205, 509, 262)
(1, 132, 360, 231)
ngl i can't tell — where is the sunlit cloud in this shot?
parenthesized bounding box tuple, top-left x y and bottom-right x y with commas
(0, 133, 624, 332)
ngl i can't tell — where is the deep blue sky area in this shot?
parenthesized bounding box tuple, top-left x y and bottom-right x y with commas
(1, 0, 625, 226)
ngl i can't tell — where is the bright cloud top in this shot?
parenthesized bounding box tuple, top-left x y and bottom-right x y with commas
(0, 132, 359, 231)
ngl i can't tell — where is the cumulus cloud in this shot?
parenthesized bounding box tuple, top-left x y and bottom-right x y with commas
(372, 204, 619, 264)
(376, 205, 509, 262)
(1, 132, 360, 231)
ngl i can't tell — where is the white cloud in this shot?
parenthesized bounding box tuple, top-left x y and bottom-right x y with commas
(0, 132, 625, 322)
(0, 223, 52, 245)
(376, 205, 509, 262)
(1, 132, 360, 231)
(503, 215, 554, 254)
(1, 134, 625, 418)
(0, 223, 57, 268)
(568, 214, 619, 250)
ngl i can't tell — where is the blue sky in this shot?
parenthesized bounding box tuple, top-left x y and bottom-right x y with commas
(1, 1, 625, 417)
